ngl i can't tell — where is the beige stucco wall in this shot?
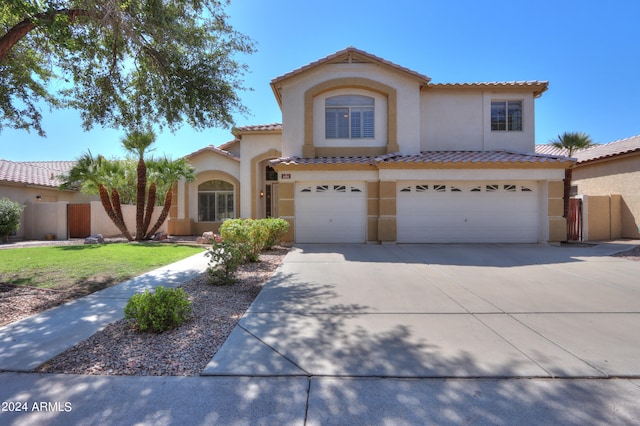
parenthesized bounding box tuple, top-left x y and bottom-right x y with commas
(1, 183, 96, 238)
(239, 133, 282, 218)
(90, 201, 164, 237)
(580, 194, 622, 241)
(22, 201, 67, 240)
(175, 150, 241, 235)
(278, 63, 422, 157)
(420, 89, 536, 153)
(573, 155, 640, 238)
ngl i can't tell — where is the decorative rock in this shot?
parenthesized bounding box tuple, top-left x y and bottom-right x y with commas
(153, 232, 168, 241)
(202, 231, 214, 240)
(84, 234, 105, 244)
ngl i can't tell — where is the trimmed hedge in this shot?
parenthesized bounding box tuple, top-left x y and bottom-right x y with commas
(124, 286, 192, 333)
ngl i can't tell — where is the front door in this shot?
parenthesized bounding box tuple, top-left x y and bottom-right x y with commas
(266, 183, 279, 218)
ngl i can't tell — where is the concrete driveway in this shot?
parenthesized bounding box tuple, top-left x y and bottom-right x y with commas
(206, 243, 640, 379)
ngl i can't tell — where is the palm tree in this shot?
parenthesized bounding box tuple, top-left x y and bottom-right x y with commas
(121, 130, 156, 241)
(549, 132, 595, 217)
(550, 131, 594, 157)
(144, 157, 196, 239)
(60, 152, 134, 240)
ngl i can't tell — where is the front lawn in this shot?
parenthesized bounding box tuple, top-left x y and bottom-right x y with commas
(0, 243, 205, 295)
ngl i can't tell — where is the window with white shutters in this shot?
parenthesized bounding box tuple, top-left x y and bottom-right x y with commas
(325, 95, 374, 139)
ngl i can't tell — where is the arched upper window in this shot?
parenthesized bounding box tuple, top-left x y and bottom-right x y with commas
(325, 95, 374, 139)
(198, 180, 234, 222)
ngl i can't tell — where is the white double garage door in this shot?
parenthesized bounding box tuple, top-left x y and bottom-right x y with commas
(295, 181, 540, 243)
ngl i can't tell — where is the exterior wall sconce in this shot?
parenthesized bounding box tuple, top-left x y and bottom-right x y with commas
(36, 195, 42, 201)
(259, 190, 264, 198)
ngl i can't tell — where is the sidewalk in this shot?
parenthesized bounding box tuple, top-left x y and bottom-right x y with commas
(0, 251, 209, 372)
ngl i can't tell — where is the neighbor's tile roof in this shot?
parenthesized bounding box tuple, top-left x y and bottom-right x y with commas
(534, 144, 568, 157)
(0, 159, 76, 188)
(535, 135, 640, 163)
(271, 151, 574, 167)
(574, 135, 640, 163)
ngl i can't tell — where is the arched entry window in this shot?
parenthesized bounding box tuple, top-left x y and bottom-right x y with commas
(198, 180, 234, 222)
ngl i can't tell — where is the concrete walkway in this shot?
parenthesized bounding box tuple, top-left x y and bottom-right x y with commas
(0, 251, 210, 372)
(2, 242, 640, 425)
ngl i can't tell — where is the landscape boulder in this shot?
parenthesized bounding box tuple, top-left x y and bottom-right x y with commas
(84, 234, 105, 244)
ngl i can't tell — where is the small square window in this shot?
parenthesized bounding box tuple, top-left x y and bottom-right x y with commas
(491, 101, 522, 131)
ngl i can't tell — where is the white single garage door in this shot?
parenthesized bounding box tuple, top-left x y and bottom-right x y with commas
(295, 183, 366, 243)
(397, 182, 539, 243)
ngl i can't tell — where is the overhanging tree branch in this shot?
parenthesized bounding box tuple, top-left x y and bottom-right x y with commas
(0, 9, 100, 63)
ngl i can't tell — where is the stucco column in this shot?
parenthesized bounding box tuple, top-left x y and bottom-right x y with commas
(377, 180, 397, 242)
(277, 182, 295, 242)
(547, 180, 566, 242)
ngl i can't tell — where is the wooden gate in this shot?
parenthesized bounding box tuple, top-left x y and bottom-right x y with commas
(567, 198, 582, 241)
(68, 204, 91, 238)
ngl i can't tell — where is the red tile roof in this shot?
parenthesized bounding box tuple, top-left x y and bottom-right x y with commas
(184, 145, 239, 161)
(232, 123, 282, 134)
(271, 151, 574, 167)
(535, 135, 640, 163)
(429, 81, 549, 97)
(534, 144, 568, 157)
(271, 156, 375, 166)
(271, 47, 431, 86)
(574, 135, 640, 163)
(0, 160, 76, 188)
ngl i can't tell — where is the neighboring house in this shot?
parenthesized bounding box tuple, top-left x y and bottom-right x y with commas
(536, 135, 640, 240)
(0, 159, 92, 239)
(169, 47, 573, 244)
(0, 159, 163, 240)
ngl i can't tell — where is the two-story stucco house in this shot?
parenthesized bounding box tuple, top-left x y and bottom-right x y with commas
(167, 47, 573, 244)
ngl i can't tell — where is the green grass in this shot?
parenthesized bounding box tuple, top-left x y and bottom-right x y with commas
(0, 243, 205, 295)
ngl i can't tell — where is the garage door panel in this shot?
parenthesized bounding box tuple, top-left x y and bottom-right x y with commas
(296, 183, 366, 243)
(397, 182, 539, 243)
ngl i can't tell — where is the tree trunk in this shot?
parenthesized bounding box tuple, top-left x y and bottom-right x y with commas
(135, 158, 147, 240)
(98, 185, 133, 241)
(141, 182, 156, 239)
(146, 189, 172, 239)
(110, 188, 133, 241)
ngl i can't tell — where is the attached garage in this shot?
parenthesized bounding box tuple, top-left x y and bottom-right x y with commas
(397, 181, 540, 243)
(295, 183, 366, 243)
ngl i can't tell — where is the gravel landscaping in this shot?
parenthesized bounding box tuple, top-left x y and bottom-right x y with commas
(35, 246, 289, 376)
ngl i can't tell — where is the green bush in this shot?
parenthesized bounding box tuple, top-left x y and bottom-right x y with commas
(262, 218, 289, 250)
(219, 218, 269, 262)
(206, 239, 244, 285)
(0, 197, 24, 243)
(124, 286, 192, 333)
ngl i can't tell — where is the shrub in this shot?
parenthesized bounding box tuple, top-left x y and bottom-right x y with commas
(0, 197, 24, 243)
(206, 239, 244, 285)
(219, 218, 269, 262)
(124, 286, 192, 333)
(262, 218, 290, 250)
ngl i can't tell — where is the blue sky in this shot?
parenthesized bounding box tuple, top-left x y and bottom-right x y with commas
(2, 0, 639, 161)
